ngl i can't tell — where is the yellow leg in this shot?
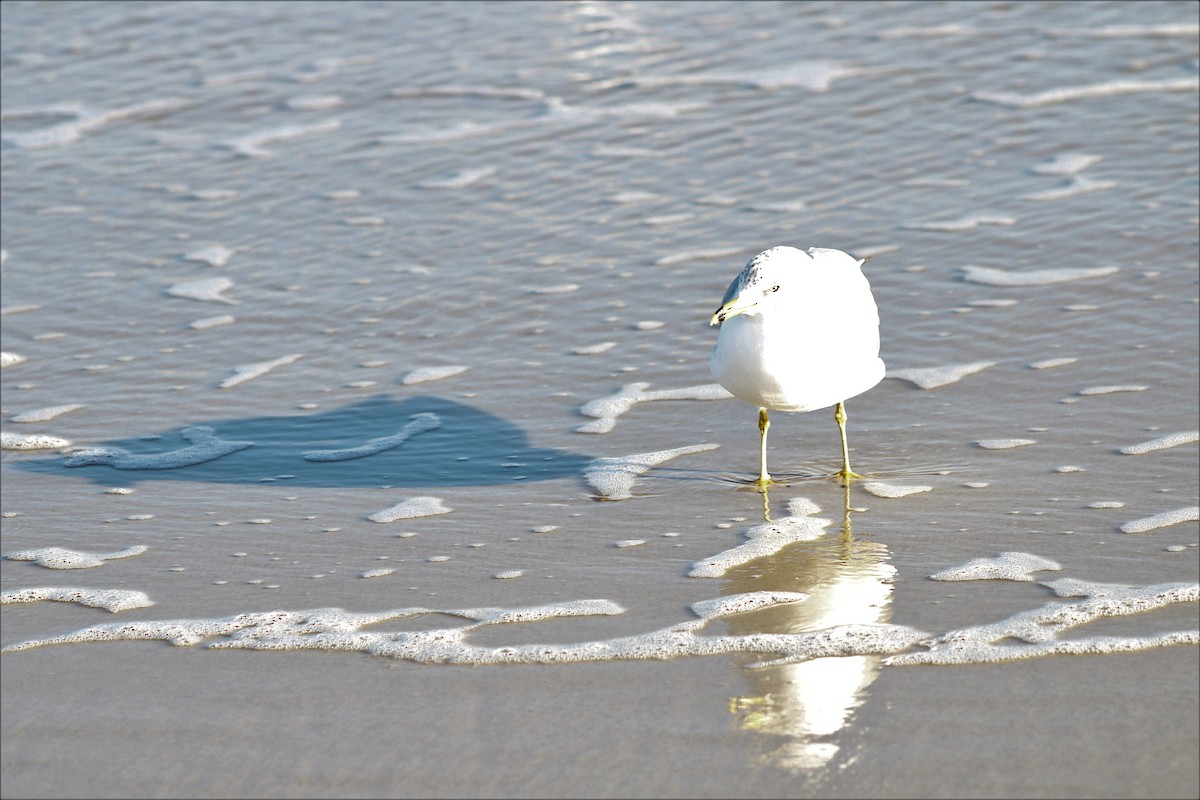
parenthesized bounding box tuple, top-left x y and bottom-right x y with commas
(757, 407, 771, 487)
(834, 401, 865, 485)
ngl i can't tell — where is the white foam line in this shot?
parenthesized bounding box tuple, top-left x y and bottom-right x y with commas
(166, 276, 238, 305)
(8, 576, 1192, 668)
(976, 438, 1037, 450)
(224, 119, 342, 158)
(584, 444, 719, 500)
(1078, 385, 1147, 396)
(1, 432, 71, 450)
(888, 580, 1198, 665)
(0, 597, 926, 666)
(1032, 153, 1102, 175)
(1119, 507, 1199, 534)
(1023, 176, 1117, 202)
(1, 587, 154, 613)
(220, 354, 304, 389)
(577, 382, 731, 433)
(974, 76, 1199, 108)
(368, 496, 452, 523)
(10, 404, 85, 423)
(0, 98, 194, 148)
(64, 426, 252, 469)
(688, 514, 831, 577)
(1119, 431, 1199, 455)
(402, 365, 468, 385)
(593, 61, 870, 92)
(1048, 23, 1200, 38)
(304, 413, 441, 461)
(1, 352, 28, 368)
(183, 245, 235, 267)
(6, 545, 148, 570)
(861, 482, 933, 498)
(962, 265, 1119, 286)
(930, 552, 1062, 582)
(886, 361, 995, 390)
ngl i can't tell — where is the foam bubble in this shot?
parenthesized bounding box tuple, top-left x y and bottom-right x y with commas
(861, 482, 933, 498)
(786, 497, 822, 517)
(967, 298, 1019, 308)
(572, 342, 617, 355)
(930, 552, 1062, 582)
(64, 426, 252, 469)
(976, 438, 1036, 450)
(11, 404, 84, 423)
(5, 545, 148, 570)
(1, 587, 154, 613)
(286, 95, 344, 111)
(167, 276, 238, 305)
(577, 382, 732, 433)
(614, 540, 646, 548)
(584, 444, 719, 500)
(688, 514, 830, 578)
(1119, 431, 1199, 455)
(1029, 357, 1078, 370)
(962, 265, 1119, 286)
(360, 568, 395, 579)
(528, 284, 580, 295)
(974, 76, 1199, 108)
(1022, 176, 1116, 202)
(1, 352, 26, 369)
(183, 245, 234, 267)
(1077, 385, 1147, 396)
(494, 570, 524, 580)
(886, 361, 995, 390)
(1032, 153, 1103, 175)
(368, 496, 452, 523)
(1119, 507, 1199, 534)
(189, 315, 235, 330)
(1088, 501, 1125, 509)
(219, 353, 304, 388)
(225, 119, 342, 158)
(304, 413, 440, 461)
(402, 365, 468, 385)
(1, 432, 71, 450)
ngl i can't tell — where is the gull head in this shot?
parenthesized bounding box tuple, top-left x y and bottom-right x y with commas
(709, 245, 867, 326)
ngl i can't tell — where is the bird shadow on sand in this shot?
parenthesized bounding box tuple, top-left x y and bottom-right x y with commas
(13, 395, 594, 489)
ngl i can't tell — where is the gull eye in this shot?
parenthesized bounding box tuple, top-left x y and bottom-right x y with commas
(770, 285, 780, 293)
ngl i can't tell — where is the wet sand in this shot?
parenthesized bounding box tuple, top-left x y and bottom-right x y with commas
(2, 1, 1197, 797)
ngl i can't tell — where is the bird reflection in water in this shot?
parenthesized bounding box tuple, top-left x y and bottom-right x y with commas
(724, 483, 895, 772)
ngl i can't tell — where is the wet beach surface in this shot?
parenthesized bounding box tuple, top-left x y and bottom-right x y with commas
(2, 2, 1197, 798)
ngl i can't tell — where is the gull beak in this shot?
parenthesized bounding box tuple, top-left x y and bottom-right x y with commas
(710, 295, 755, 326)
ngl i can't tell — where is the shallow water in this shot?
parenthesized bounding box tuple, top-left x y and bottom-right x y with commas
(2, 1, 1198, 798)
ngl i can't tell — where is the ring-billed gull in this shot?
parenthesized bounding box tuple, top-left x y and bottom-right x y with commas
(710, 246, 885, 487)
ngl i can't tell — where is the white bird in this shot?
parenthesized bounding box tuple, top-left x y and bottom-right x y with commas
(710, 246, 885, 487)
